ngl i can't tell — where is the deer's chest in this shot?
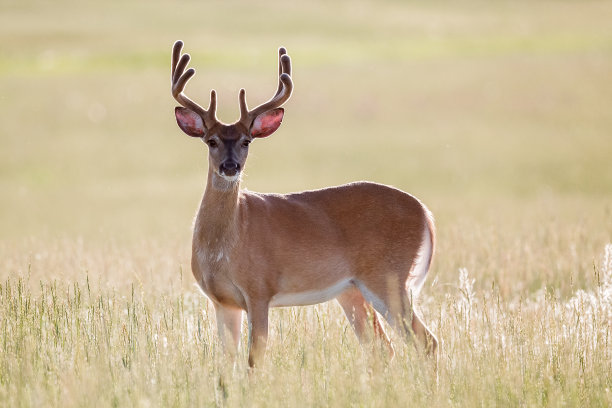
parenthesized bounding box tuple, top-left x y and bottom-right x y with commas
(193, 247, 245, 309)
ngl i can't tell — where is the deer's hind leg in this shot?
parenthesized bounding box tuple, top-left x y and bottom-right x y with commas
(336, 286, 394, 356)
(355, 278, 438, 358)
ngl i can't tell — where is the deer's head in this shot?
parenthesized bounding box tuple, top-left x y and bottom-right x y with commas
(171, 41, 293, 181)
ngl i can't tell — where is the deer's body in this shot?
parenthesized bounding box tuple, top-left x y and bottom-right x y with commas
(193, 180, 432, 311)
(170, 41, 438, 367)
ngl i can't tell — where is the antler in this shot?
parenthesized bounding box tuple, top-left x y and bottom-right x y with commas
(238, 47, 293, 130)
(171, 41, 218, 129)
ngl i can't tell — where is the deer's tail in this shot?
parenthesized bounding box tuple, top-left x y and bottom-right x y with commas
(408, 207, 435, 297)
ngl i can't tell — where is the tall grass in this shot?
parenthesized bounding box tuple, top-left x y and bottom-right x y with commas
(1, 244, 610, 406)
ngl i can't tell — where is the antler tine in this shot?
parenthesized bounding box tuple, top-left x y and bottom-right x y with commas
(171, 41, 218, 128)
(275, 47, 291, 96)
(239, 47, 293, 129)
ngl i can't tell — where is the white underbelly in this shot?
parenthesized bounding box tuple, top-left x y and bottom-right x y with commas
(269, 278, 353, 307)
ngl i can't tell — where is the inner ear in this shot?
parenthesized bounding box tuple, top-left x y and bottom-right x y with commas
(250, 108, 284, 138)
(175, 107, 206, 137)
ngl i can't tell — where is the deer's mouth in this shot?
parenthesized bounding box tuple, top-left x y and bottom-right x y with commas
(218, 162, 241, 181)
(219, 172, 241, 182)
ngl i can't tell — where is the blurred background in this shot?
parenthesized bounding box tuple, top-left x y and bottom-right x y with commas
(1, 0, 611, 293)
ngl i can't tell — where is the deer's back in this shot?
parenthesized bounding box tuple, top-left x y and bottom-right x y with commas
(246, 181, 427, 242)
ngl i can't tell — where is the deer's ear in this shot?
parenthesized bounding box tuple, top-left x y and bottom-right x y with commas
(175, 107, 206, 137)
(250, 108, 284, 138)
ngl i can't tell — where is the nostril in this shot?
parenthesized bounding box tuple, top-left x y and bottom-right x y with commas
(222, 162, 239, 170)
(220, 161, 240, 176)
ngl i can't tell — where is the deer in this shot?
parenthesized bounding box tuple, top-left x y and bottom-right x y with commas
(170, 40, 438, 368)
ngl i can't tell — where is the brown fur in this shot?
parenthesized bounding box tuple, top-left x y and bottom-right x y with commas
(171, 41, 437, 367)
(191, 174, 437, 366)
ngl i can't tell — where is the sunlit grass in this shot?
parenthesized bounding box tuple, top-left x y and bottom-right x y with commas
(1, 243, 610, 406)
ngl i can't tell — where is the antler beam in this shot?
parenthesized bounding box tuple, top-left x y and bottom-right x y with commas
(238, 47, 293, 130)
(171, 41, 218, 129)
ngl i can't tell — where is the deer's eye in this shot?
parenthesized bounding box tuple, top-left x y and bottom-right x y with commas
(207, 139, 218, 148)
(242, 140, 251, 148)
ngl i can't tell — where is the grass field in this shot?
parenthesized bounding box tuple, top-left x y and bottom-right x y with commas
(1, 0, 611, 406)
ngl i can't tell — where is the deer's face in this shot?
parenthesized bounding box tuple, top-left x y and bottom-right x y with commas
(175, 107, 285, 181)
(203, 124, 251, 180)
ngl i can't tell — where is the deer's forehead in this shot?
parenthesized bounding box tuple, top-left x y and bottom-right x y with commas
(212, 125, 246, 141)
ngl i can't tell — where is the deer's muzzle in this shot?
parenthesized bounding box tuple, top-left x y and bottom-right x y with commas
(219, 161, 241, 177)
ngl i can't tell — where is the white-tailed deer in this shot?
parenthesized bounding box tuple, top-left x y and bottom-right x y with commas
(171, 41, 437, 367)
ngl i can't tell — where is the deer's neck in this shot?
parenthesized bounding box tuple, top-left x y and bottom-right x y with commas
(193, 170, 242, 251)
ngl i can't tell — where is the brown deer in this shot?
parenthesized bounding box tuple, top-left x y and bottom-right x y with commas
(170, 41, 438, 367)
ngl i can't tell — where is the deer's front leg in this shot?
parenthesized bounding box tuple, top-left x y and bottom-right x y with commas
(215, 304, 243, 356)
(246, 301, 269, 367)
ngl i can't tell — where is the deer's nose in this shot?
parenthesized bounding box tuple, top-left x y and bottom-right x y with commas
(220, 161, 240, 176)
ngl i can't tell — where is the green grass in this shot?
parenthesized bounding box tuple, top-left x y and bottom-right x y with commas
(1, 0, 612, 406)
